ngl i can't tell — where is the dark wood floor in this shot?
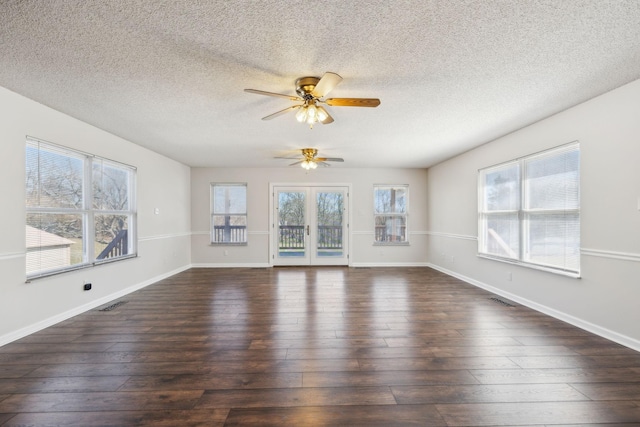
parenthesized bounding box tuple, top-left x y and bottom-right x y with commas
(1, 267, 640, 426)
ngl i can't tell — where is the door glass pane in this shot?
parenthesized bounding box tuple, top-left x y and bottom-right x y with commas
(278, 191, 306, 257)
(316, 191, 343, 257)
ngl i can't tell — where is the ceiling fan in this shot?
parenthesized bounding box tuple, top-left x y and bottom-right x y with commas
(245, 72, 380, 128)
(276, 148, 344, 170)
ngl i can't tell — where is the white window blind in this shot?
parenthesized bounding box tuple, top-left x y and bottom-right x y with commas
(478, 143, 580, 275)
(25, 137, 136, 278)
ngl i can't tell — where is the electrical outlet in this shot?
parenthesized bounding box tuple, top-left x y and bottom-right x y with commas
(83, 283, 92, 291)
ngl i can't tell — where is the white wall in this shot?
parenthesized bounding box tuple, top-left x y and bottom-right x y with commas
(191, 167, 428, 267)
(427, 79, 640, 349)
(0, 86, 192, 345)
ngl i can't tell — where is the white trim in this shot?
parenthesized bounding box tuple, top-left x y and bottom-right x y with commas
(352, 230, 373, 235)
(0, 252, 24, 261)
(427, 231, 478, 241)
(139, 232, 191, 242)
(581, 248, 640, 263)
(191, 262, 271, 268)
(0, 264, 191, 347)
(477, 253, 581, 279)
(427, 263, 640, 353)
(350, 262, 430, 268)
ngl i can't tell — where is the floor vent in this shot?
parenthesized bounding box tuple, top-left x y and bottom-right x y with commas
(99, 301, 128, 311)
(489, 297, 516, 307)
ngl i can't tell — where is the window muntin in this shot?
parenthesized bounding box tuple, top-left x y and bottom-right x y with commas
(374, 185, 408, 244)
(211, 183, 247, 244)
(478, 143, 580, 275)
(25, 138, 136, 278)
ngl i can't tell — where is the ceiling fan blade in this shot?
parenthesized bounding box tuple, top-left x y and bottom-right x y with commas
(245, 88, 302, 101)
(288, 160, 303, 166)
(261, 105, 302, 120)
(316, 161, 331, 167)
(316, 157, 344, 162)
(312, 72, 342, 98)
(318, 106, 334, 124)
(325, 98, 381, 107)
(274, 156, 302, 159)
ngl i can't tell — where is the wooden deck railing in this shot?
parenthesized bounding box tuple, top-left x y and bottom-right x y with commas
(375, 226, 406, 242)
(213, 225, 246, 243)
(96, 229, 128, 260)
(279, 225, 343, 249)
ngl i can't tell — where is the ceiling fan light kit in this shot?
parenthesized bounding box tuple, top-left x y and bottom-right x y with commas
(301, 160, 318, 170)
(300, 148, 320, 170)
(294, 102, 330, 128)
(245, 72, 380, 128)
(275, 148, 345, 170)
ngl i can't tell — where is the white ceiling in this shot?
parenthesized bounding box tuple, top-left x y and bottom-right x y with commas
(2, 1, 640, 168)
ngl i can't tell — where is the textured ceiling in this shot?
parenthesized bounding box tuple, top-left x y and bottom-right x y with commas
(2, 1, 640, 168)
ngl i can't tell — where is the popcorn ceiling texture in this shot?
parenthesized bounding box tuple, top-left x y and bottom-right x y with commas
(2, 0, 640, 167)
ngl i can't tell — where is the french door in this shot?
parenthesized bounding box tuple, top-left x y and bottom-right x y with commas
(272, 186, 349, 266)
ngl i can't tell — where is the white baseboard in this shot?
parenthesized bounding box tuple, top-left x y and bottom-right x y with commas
(192, 262, 430, 268)
(427, 263, 640, 353)
(191, 262, 271, 268)
(350, 262, 430, 268)
(0, 264, 192, 347)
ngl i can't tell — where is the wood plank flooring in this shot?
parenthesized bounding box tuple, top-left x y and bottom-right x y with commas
(1, 266, 640, 426)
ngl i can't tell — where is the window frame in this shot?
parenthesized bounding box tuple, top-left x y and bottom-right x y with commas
(373, 184, 409, 245)
(210, 183, 248, 245)
(25, 137, 137, 280)
(477, 142, 580, 277)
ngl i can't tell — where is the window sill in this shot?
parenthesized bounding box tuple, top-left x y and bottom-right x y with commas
(26, 254, 138, 283)
(373, 242, 410, 246)
(477, 253, 581, 278)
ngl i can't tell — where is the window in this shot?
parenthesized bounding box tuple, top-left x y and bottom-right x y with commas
(211, 183, 247, 244)
(478, 142, 580, 275)
(25, 137, 136, 278)
(374, 185, 408, 244)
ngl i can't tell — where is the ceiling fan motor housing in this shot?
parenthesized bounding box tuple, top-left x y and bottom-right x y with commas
(296, 77, 320, 98)
(302, 148, 318, 160)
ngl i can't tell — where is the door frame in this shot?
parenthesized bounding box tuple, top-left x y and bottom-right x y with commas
(269, 182, 352, 267)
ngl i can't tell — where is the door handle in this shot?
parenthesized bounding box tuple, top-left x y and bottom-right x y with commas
(306, 225, 310, 235)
